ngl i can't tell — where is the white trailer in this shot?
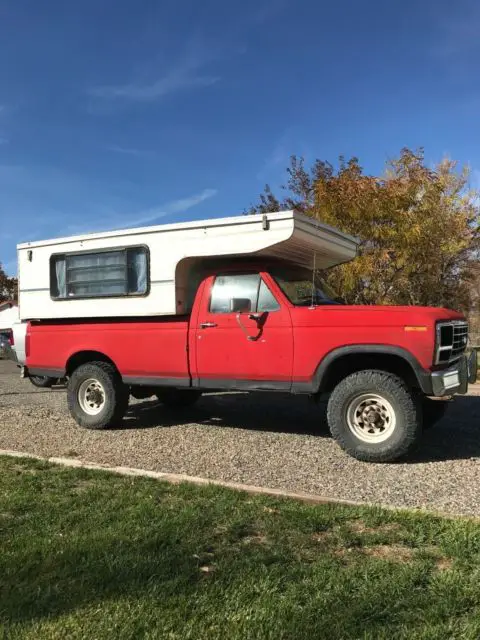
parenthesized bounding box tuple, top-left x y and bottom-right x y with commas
(17, 210, 358, 321)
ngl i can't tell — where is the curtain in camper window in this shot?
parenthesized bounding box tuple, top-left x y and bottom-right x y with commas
(55, 257, 67, 298)
(50, 247, 148, 299)
(127, 248, 147, 294)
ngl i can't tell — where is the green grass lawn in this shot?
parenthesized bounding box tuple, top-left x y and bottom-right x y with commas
(1, 457, 480, 639)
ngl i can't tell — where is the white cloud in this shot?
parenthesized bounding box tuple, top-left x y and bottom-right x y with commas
(120, 188, 218, 227)
(89, 47, 220, 104)
(91, 73, 219, 102)
(57, 188, 218, 236)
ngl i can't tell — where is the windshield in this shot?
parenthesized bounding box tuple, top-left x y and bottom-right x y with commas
(270, 266, 342, 306)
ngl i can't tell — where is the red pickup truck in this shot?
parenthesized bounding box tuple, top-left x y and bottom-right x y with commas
(21, 260, 476, 463)
(13, 211, 477, 463)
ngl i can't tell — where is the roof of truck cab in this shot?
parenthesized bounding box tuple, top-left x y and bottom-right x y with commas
(17, 210, 358, 250)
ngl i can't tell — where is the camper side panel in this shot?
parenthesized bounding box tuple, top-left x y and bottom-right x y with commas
(18, 215, 295, 321)
(18, 234, 179, 321)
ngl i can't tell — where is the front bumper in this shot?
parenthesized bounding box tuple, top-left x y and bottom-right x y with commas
(428, 351, 477, 397)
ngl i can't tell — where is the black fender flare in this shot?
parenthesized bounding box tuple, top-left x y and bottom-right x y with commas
(293, 345, 432, 395)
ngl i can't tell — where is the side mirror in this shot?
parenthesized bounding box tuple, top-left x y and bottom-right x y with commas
(230, 298, 252, 313)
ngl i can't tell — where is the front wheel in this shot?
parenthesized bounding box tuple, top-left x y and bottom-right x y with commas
(67, 361, 129, 429)
(327, 370, 422, 463)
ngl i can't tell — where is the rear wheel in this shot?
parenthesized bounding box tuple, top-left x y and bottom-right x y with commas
(327, 370, 422, 462)
(156, 389, 202, 409)
(67, 361, 129, 429)
(29, 375, 55, 388)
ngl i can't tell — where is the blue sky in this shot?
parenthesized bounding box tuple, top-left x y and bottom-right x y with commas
(1, 0, 480, 275)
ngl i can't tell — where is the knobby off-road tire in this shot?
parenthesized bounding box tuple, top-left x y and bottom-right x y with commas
(156, 389, 203, 409)
(327, 370, 422, 463)
(67, 361, 129, 429)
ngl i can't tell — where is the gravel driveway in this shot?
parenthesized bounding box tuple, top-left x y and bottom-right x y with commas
(1, 359, 480, 516)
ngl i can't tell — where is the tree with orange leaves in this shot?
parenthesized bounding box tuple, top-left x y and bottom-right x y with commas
(250, 148, 479, 312)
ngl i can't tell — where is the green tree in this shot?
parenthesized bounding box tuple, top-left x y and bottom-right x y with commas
(250, 148, 480, 311)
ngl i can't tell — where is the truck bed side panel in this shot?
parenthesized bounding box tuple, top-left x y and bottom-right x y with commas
(26, 318, 190, 382)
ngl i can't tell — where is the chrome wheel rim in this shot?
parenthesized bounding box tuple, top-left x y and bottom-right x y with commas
(78, 378, 106, 416)
(346, 393, 396, 443)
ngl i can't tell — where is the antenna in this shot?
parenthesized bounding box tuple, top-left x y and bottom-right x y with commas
(311, 251, 316, 307)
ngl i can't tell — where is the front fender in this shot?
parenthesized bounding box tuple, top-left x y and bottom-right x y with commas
(292, 345, 432, 395)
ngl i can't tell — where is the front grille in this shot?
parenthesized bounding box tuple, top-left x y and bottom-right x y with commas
(436, 321, 468, 364)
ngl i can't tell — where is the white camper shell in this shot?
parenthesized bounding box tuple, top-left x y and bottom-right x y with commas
(17, 210, 358, 321)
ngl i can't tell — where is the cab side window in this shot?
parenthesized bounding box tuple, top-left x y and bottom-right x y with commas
(210, 274, 280, 314)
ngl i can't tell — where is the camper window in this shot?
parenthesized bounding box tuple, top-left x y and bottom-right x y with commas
(50, 246, 149, 299)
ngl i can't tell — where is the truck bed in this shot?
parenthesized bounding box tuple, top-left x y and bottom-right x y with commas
(26, 317, 191, 384)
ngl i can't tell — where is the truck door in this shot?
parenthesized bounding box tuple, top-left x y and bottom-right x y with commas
(192, 273, 293, 389)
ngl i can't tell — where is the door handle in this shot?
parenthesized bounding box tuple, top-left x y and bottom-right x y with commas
(200, 322, 218, 329)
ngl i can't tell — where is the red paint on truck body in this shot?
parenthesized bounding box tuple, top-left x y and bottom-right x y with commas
(27, 317, 190, 381)
(289, 304, 463, 380)
(192, 275, 294, 384)
(25, 268, 465, 388)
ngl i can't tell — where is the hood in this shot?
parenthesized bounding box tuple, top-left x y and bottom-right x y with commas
(289, 304, 465, 328)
